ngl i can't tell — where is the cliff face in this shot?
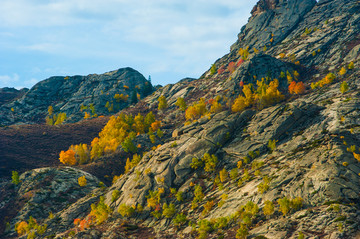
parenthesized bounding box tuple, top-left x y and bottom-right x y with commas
(2, 0, 360, 238)
(0, 68, 152, 126)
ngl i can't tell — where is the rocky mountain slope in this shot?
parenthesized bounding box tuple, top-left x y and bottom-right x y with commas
(0, 88, 28, 106)
(1, 0, 360, 238)
(0, 68, 153, 126)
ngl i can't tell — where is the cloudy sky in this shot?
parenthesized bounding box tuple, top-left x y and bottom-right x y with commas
(0, 0, 258, 89)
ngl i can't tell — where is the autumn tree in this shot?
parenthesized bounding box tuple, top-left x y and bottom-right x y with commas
(59, 149, 76, 165)
(227, 62, 236, 73)
(339, 67, 347, 76)
(209, 98, 222, 113)
(185, 98, 207, 121)
(289, 81, 305, 94)
(78, 176, 87, 187)
(48, 106, 53, 116)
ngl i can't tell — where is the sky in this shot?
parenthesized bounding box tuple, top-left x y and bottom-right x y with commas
(0, 0, 258, 89)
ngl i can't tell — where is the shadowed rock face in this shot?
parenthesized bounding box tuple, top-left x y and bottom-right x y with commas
(0, 67, 153, 126)
(251, 0, 279, 15)
(2, 0, 360, 238)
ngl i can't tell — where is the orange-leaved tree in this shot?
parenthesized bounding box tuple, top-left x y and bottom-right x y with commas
(59, 149, 76, 165)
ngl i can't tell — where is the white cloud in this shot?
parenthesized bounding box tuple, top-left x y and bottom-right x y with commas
(0, 74, 20, 86)
(0, 0, 259, 87)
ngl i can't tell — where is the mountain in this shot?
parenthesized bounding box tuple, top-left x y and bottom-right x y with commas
(0, 67, 153, 126)
(0, 87, 28, 106)
(2, 0, 360, 238)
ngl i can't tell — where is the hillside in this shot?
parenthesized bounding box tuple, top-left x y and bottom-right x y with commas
(1, 0, 360, 238)
(0, 67, 153, 126)
(0, 88, 28, 106)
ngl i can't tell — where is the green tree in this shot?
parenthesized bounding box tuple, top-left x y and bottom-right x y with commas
(121, 136, 137, 153)
(277, 197, 291, 216)
(158, 95, 168, 111)
(210, 64, 217, 75)
(12, 171, 20, 185)
(130, 90, 138, 104)
(340, 81, 349, 94)
(175, 97, 187, 111)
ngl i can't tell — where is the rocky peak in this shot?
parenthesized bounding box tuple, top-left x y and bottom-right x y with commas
(234, 0, 316, 51)
(251, 0, 279, 16)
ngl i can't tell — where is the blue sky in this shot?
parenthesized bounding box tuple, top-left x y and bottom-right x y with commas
(0, 0, 258, 89)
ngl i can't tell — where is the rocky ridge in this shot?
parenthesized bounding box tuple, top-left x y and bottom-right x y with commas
(0, 68, 153, 126)
(2, 0, 360, 238)
(0, 87, 28, 106)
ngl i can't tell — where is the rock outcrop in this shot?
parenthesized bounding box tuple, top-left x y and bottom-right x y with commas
(0, 87, 28, 106)
(0, 68, 153, 126)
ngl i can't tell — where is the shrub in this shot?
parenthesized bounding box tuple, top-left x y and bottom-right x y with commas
(157, 129, 164, 138)
(121, 136, 137, 153)
(162, 203, 176, 218)
(78, 176, 87, 187)
(228, 62, 236, 73)
(202, 200, 215, 215)
(277, 197, 291, 215)
(158, 95, 168, 111)
(209, 98, 222, 113)
(237, 160, 243, 169)
(190, 157, 203, 169)
(214, 217, 229, 230)
(291, 197, 303, 210)
(173, 213, 188, 227)
(217, 66, 225, 75)
(59, 149, 77, 165)
(238, 47, 249, 60)
(146, 189, 163, 209)
(193, 185, 205, 203)
(263, 200, 274, 217)
(348, 61, 354, 70)
(289, 81, 305, 95)
(353, 152, 360, 162)
(175, 97, 187, 111)
(90, 196, 111, 224)
(268, 139, 277, 152)
(118, 204, 135, 218)
(236, 223, 249, 239)
(210, 64, 217, 75)
(311, 73, 336, 89)
(12, 171, 20, 185)
(15, 221, 28, 236)
(340, 81, 349, 94)
(219, 168, 228, 183)
(185, 98, 207, 121)
(339, 67, 347, 76)
(346, 145, 356, 153)
(176, 191, 184, 202)
(203, 153, 218, 172)
(230, 168, 239, 180)
(111, 190, 120, 202)
(197, 219, 213, 239)
(257, 176, 271, 194)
